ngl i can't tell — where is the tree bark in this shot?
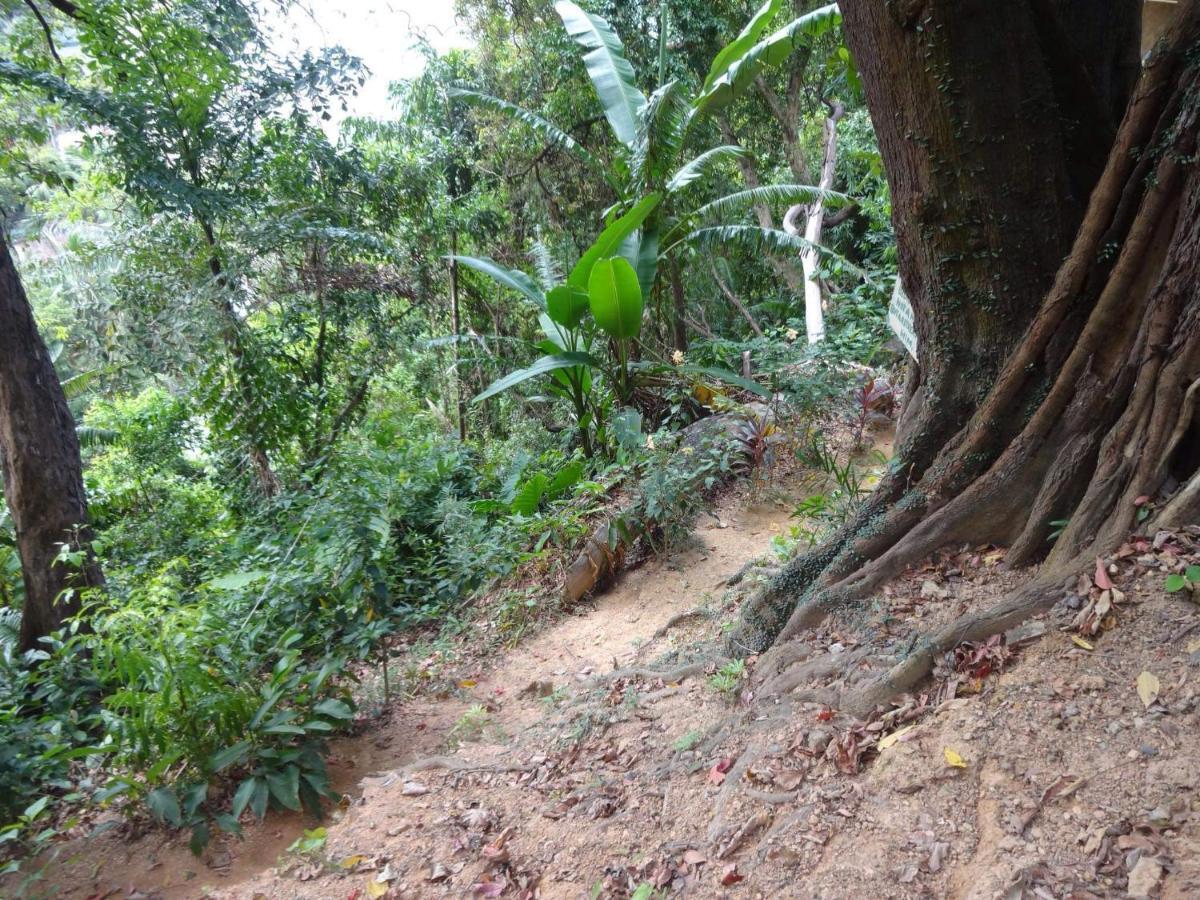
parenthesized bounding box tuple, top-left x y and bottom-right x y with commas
(0, 229, 103, 651)
(727, 0, 1200, 712)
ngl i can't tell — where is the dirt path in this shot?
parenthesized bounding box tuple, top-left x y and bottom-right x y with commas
(36, 476, 803, 899)
(30, 461, 1200, 900)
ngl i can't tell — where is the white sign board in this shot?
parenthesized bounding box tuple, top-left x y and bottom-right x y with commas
(887, 279, 918, 360)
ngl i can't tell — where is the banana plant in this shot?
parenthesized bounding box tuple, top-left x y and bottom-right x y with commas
(458, 195, 766, 458)
(450, 1, 852, 345)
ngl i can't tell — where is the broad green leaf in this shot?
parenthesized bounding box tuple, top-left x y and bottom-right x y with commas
(207, 569, 270, 591)
(700, 0, 782, 94)
(249, 777, 269, 820)
(570, 193, 661, 290)
(312, 698, 354, 720)
(474, 353, 600, 403)
(146, 787, 182, 827)
(266, 765, 301, 811)
(231, 777, 258, 818)
(588, 257, 643, 340)
(1166, 573, 1188, 593)
(1186, 565, 1200, 583)
(555, 1, 647, 149)
(547, 460, 585, 499)
(189, 822, 211, 856)
(452, 256, 545, 307)
(666, 145, 750, 193)
(618, 226, 659, 301)
(511, 472, 550, 516)
(448, 88, 600, 171)
(208, 740, 251, 774)
(546, 284, 590, 328)
(694, 4, 841, 117)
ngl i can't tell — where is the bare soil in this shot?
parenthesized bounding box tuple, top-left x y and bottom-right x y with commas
(19, 454, 1200, 900)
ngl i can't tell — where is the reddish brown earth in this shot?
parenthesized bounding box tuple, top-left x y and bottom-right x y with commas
(14, 447, 1200, 900)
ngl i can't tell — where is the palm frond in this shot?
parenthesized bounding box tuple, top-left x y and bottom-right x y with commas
(689, 184, 847, 221)
(675, 225, 872, 283)
(77, 425, 120, 451)
(449, 87, 600, 171)
(665, 145, 751, 194)
(631, 80, 689, 192)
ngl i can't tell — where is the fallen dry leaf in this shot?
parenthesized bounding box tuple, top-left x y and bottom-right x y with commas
(1070, 635, 1095, 651)
(878, 723, 917, 752)
(365, 877, 389, 898)
(1095, 557, 1114, 590)
(401, 781, 428, 796)
(720, 864, 745, 886)
(707, 757, 733, 785)
(1136, 671, 1161, 708)
(943, 747, 967, 768)
(341, 854, 368, 870)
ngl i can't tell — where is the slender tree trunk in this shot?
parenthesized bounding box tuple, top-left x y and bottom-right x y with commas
(668, 258, 688, 353)
(727, 0, 1196, 714)
(198, 219, 280, 497)
(0, 229, 103, 651)
(784, 99, 844, 344)
(450, 230, 467, 442)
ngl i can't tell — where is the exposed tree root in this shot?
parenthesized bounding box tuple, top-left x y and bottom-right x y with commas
(592, 659, 716, 687)
(723, 12, 1200, 713)
(396, 756, 537, 776)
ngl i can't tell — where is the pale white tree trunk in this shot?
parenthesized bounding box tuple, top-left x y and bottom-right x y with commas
(785, 99, 844, 344)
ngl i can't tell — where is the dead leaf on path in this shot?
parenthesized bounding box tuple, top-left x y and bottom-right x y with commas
(1095, 557, 1114, 590)
(365, 877, 389, 898)
(1040, 774, 1086, 806)
(943, 747, 967, 768)
(720, 864, 744, 885)
(472, 876, 507, 897)
(341, 854, 368, 869)
(683, 849, 707, 866)
(426, 862, 451, 882)
(1136, 671, 1161, 708)
(1071, 636, 1095, 651)
(707, 757, 733, 785)
(459, 679, 478, 688)
(878, 723, 917, 751)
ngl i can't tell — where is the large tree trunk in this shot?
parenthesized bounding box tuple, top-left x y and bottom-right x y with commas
(728, 0, 1200, 712)
(0, 229, 104, 651)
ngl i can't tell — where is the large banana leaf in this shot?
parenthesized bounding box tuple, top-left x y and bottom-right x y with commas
(569, 193, 661, 290)
(452, 255, 545, 307)
(449, 88, 601, 172)
(588, 257, 643, 340)
(700, 0, 782, 94)
(693, 4, 841, 117)
(665, 145, 751, 193)
(474, 352, 600, 403)
(555, 1, 647, 149)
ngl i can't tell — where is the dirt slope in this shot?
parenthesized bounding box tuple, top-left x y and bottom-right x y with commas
(24, 471, 1200, 900)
